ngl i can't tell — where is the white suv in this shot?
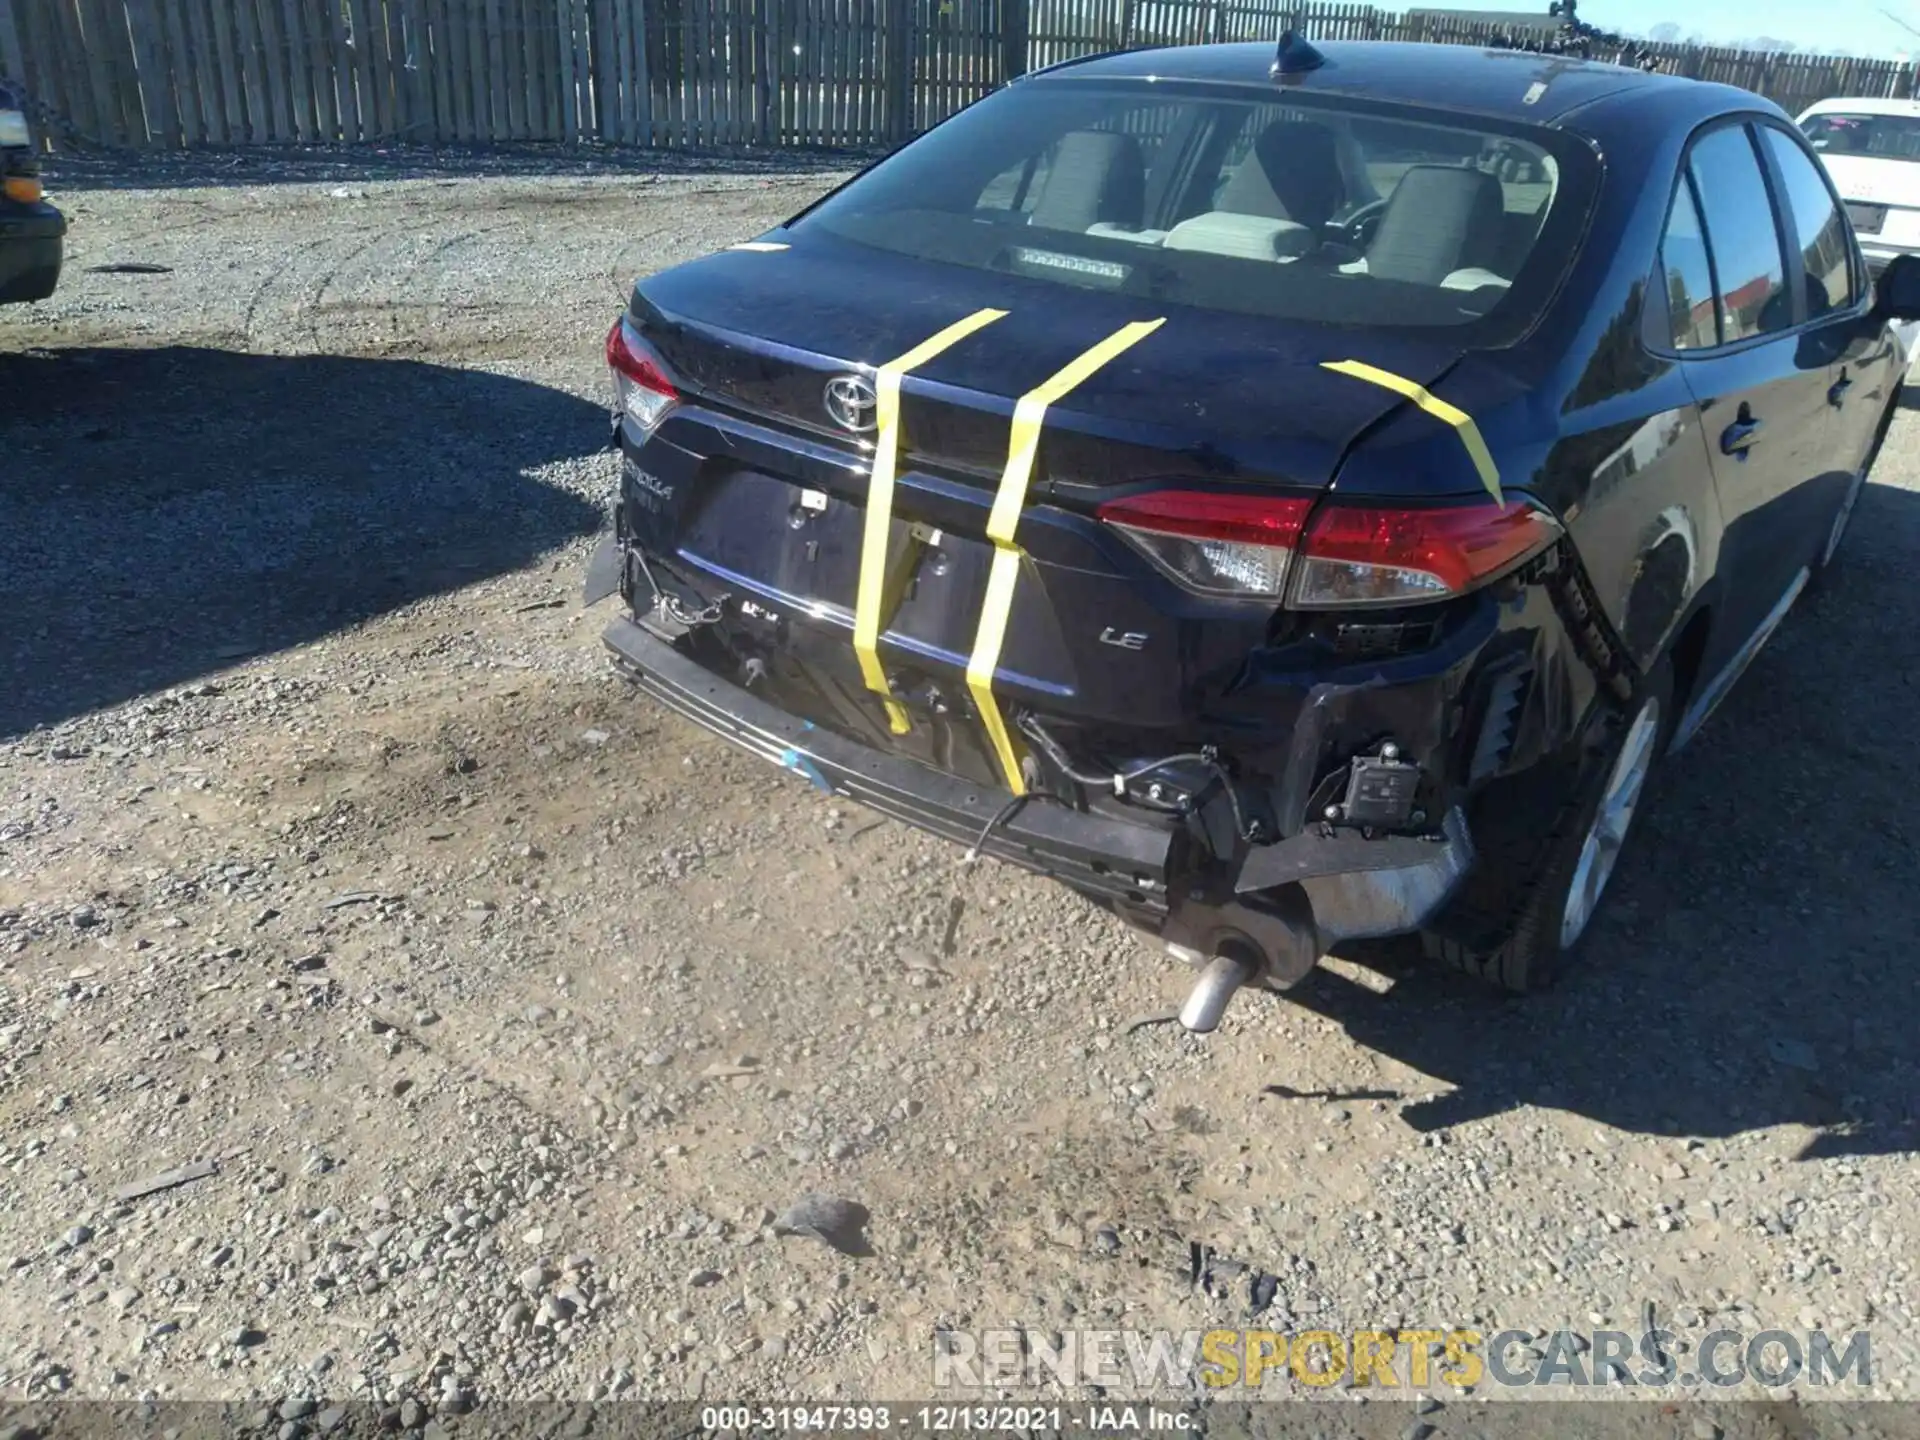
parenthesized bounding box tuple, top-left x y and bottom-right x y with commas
(1800, 97, 1920, 277)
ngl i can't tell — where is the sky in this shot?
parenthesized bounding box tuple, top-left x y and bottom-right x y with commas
(1470, 0, 1918, 56)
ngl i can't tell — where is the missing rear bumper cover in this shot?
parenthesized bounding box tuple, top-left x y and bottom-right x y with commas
(602, 616, 1173, 906)
(602, 615, 1473, 1008)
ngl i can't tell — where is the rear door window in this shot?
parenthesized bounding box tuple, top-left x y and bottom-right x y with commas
(1658, 176, 1719, 351)
(1687, 125, 1792, 344)
(1760, 125, 1859, 313)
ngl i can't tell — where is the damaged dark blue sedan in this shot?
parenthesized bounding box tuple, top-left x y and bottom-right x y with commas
(585, 36, 1920, 1030)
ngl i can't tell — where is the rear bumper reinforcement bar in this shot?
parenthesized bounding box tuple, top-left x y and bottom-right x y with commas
(602, 614, 1175, 910)
(602, 611, 1475, 953)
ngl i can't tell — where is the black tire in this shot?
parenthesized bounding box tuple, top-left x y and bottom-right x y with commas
(1423, 657, 1675, 994)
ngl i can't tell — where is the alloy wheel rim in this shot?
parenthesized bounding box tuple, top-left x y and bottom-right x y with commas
(1559, 696, 1662, 951)
(1822, 468, 1867, 568)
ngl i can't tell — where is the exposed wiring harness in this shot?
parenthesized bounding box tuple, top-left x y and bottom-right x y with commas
(1015, 715, 1262, 844)
(963, 793, 1030, 865)
(959, 718, 1267, 866)
(629, 547, 725, 628)
(1016, 714, 1211, 799)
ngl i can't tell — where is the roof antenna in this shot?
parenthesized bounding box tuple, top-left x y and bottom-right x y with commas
(1271, 14, 1326, 79)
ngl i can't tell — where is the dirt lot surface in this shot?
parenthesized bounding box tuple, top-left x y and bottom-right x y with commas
(2, 149, 1918, 1430)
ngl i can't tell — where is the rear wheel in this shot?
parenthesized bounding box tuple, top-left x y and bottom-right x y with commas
(1424, 658, 1674, 994)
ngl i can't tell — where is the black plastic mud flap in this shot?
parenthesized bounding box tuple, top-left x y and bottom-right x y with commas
(582, 536, 624, 607)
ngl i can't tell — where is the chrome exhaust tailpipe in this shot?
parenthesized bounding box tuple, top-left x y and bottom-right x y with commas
(1162, 883, 1321, 1034)
(1178, 944, 1264, 1034)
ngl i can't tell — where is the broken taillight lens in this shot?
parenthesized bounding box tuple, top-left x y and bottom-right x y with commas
(1096, 490, 1560, 608)
(605, 317, 678, 437)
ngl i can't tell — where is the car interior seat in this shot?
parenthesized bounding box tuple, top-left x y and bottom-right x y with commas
(1164, 120, 1347, 261)
(1363, 163, 1512, 290)
(1029, 130, 1151, 238)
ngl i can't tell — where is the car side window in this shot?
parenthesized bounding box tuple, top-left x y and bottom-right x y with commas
(1687, 125, 1792, 344)
(1760, 125, 1858, 314)
(1659, 175, 1720, 351)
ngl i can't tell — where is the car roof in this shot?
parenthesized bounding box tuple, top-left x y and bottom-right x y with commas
(1027, 39, 1715, 125)
(1799, 95, 1920, 119)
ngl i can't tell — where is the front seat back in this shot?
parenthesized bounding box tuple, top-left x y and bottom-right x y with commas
(1216, 119, 1345, 230)
(1366, 164, 1508, 286)
(1029, 130, 1147, 233)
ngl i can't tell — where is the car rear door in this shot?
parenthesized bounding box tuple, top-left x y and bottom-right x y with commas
(1756, 121, 1903, 523)
(1663, 120, 1835, 669)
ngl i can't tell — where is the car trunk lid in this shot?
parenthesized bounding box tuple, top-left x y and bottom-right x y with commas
(634, 236, 1469, 488)
(620, 236, 1472, 790)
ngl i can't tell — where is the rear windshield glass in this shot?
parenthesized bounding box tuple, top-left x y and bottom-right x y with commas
(792, 79, 1597, 338)
(1802, 112, 1920, 161)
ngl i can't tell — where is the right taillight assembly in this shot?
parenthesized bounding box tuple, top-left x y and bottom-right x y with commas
(1288, 499, 1562, 608)
(605, 316, 679, 437)
(1097, 490, 1562, 609)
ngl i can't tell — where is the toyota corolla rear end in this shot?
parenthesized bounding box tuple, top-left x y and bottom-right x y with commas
(587, 55, 1616, 1027)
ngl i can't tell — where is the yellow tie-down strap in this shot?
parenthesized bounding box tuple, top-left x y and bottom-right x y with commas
(1321, 359, 1503, 504)
(854, 308, 1008, 734)
(966, 318, 1166, 795)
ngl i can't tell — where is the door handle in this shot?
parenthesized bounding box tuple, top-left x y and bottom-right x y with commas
(1829, 371, 1854, 408)
(1720, 414, 1764, 459)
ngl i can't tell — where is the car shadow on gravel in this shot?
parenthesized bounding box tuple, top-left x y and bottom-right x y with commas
(1295, 479, 1920, 1164)
(0, 344, 605, 738)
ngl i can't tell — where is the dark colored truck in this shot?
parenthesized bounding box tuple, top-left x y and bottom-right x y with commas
(0, 81, 64, 306)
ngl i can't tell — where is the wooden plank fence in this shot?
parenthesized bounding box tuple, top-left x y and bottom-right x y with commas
(2, 0, 1915, 151)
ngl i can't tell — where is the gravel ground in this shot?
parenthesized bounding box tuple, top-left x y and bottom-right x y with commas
(2, 151, 1917, 1430)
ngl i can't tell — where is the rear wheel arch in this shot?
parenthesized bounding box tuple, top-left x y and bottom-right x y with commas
(1425, 652, 1676, 993)
(1615, 500, 1707, 670)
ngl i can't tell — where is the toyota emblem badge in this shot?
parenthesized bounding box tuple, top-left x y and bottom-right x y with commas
(823, 373, 879, 433)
